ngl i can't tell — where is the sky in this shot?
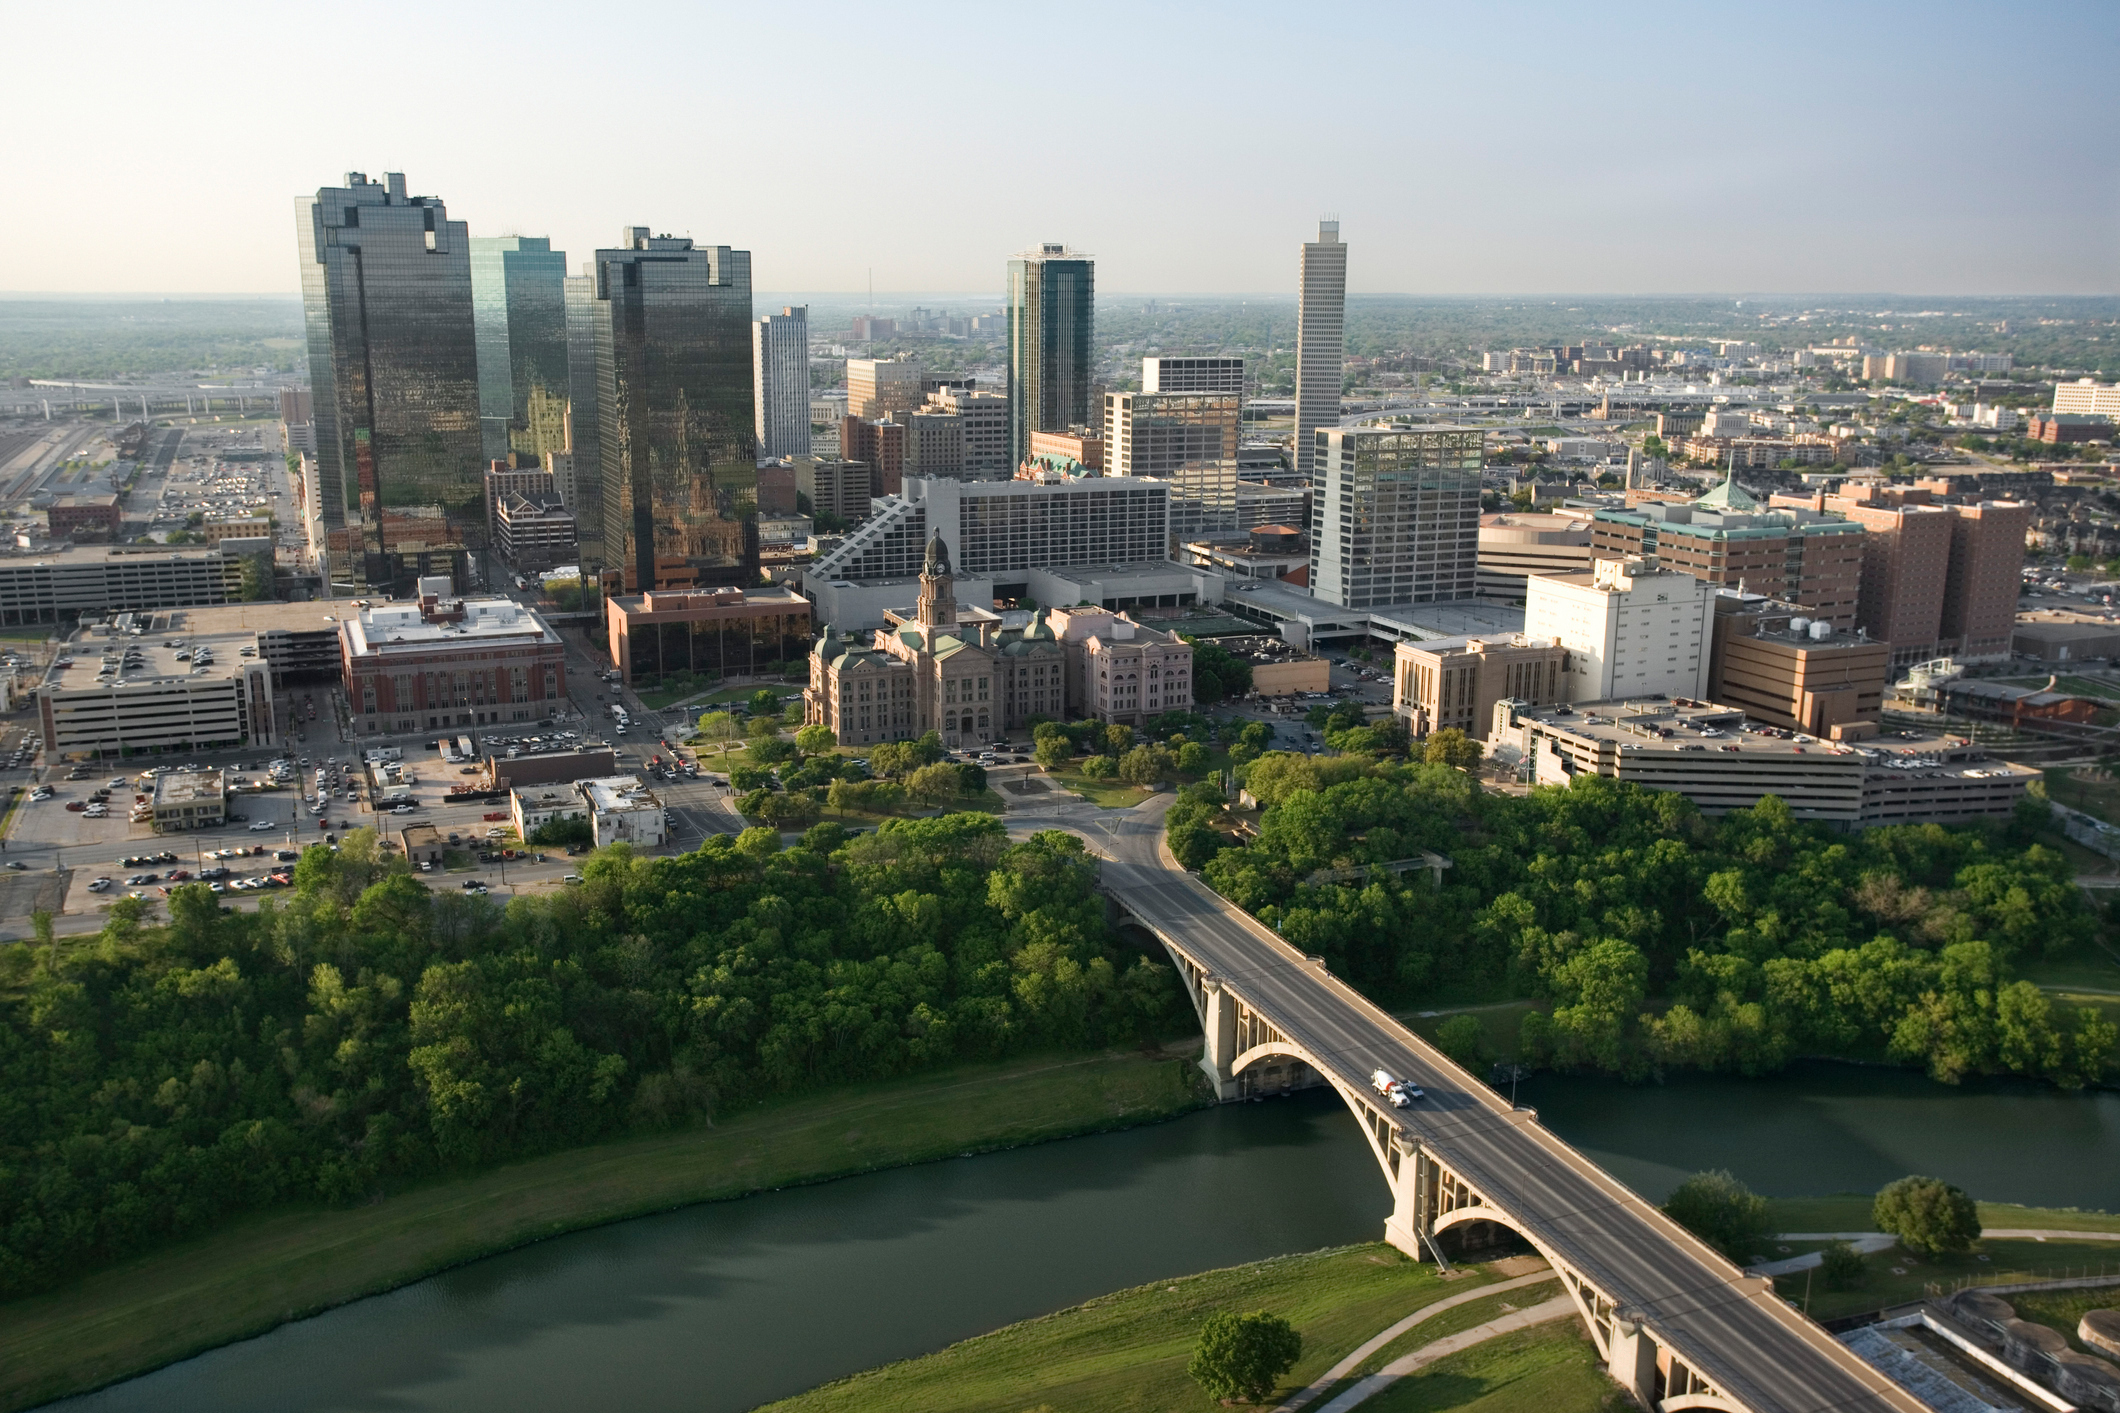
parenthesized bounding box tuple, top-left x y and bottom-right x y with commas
(4, 0, 2116, 297)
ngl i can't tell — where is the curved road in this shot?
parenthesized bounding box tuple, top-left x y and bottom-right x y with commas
(1073, 795, 1917, 1413)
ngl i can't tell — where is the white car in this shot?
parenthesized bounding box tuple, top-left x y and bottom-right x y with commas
(249, 820, 275, 831)
(392, 804, 414, 815)
(88, 877, 112, 892)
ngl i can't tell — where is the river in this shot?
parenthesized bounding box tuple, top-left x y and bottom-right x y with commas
(48, 1062, 2120, 1413)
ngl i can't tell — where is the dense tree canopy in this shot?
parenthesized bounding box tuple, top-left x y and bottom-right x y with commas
(1184, 755, 2115, 1088)
(0, 818, 1184, 1300)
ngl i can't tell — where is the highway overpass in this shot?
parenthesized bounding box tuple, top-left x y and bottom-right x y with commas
(1093, 800, 1923, 1413)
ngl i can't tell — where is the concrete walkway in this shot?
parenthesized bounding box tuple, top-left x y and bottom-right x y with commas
(1275, 1269, 1558, 1412)
(1311, 1295, 1579, 1413)
(1746, 1228, 2120, 1277)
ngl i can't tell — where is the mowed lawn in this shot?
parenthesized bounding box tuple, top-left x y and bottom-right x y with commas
(759, 1247, 1615, 1413)
(0, 1049, 1206, 1413)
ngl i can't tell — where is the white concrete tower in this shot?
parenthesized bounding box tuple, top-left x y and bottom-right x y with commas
(753, 306, 811, 459)
(1294, 220, 1347, 481)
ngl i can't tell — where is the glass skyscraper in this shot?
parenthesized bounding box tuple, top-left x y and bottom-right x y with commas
(469, 236, 570, 464)
(563, 270, 605, 567)
(296, 171, 483, 589)
(1006, 244, 1094, 469)
(587, 229, 758, 592)
(1311, 426, 1484, 610)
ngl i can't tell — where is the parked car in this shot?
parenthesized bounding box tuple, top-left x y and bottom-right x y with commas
(249, 820, 275, 832)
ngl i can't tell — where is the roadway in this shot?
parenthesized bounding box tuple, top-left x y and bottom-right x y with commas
(1092, 798, 1915, 1413)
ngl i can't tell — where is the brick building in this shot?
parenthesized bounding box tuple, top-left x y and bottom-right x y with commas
(1707, 594, 1890, 737)
(340, 579, 568, 734)
(46, 494, 122, 542)
(1393, 634, 1568, 739)
(604, 585, 812, 686)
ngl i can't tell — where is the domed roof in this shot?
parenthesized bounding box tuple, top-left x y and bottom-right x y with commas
(1022, 607, 1052, 641)
(922, 530, 953, 577)
(812, 621, 832, 656)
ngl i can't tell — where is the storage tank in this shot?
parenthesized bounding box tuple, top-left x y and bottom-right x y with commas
(1788, 616, 1811, 634)
(1809, 621, 1833, 640)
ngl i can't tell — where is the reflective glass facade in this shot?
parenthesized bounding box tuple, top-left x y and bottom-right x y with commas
(297, 172, 484, 589)
(588, 231, 758, 590)
(1006, 246, 1094, 468)
(1312, 426, 1484, 609)
(469, 236, 570, 463)
(563, 272, 605, 566)
(1103, 390, 1241, 548)
(623, 611, 812, 680)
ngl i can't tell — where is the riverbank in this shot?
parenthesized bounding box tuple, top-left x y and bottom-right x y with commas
(757, 1244, 1615, 1413)
(0, 1047, 1207, 1413)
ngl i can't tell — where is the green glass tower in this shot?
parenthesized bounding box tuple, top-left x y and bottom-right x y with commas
(587, 229, 758, 592)
(469, 236, 570, 464)
(1006, 244, 1094, 469)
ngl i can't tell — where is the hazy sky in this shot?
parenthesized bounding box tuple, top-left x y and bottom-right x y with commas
(6, 0, 2115, 296)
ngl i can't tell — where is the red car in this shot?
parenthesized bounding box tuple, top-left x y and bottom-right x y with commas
(482, 811, 507, 821)
(167, 869, 191, 881)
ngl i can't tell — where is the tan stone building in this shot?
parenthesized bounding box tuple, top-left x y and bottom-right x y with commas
(1707, 595, 1890, 737)
(1393, 635, 1569, 739)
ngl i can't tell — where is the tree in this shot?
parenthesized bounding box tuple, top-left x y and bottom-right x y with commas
(1423, 728, 1481, 771)
(1663, 1170, 1770, 1261)
(1187, 1310, 1302, 1405)
(1435, 1014, 1487, 1070)
(746, 714, 782, 741)
(1873, 1175, 1980, 1257)
(1194, 667, 1224, 705)
(1035, 735, 1074, 771)
(1105, 724, 1134, 756)
(698, 712, 738, 753)
(907, 761, 963, 807)
(1819, 1239, 1867, 1290)
(748, 689, 781, 717)
(794, 724, 836, 757)
(1081, 754, 1116, 779)
(1177, 741, 1210, 775)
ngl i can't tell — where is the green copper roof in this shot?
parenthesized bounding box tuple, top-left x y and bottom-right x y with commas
(1694, 472, 1760, 511)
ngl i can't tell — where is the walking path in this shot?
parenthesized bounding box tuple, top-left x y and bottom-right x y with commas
(1274, 1269, 1558, 1413)
(1309, 1295, 1579, 1413)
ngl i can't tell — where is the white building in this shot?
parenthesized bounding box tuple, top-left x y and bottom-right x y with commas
(1293, 221, 1346, 479)
(579, 775, 666, 847)
(810, 474, 1170, 586)
(39, 620, 280, 757)
(1521, 556, 1714, 703)
(753, 306, 811, 459)
(2053, 379, 2120, 418)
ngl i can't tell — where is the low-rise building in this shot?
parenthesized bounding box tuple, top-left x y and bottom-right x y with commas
(1936, 679, 2102, 729)
(1394, 633, 1569, 738)
(152, 767, 227, 832)
(605, 585, 812, 686)
(580, 775, 667, 847)
(1055, 605, 1193, 726)
(0, 544, 247, 627)
(1476, 511, 1593, 603)
(1186, 525, 1311, 585)
(40, 619, 280, 758)
(340, 579, 568, 734)
(493, 493, 578, 571)
(1490, 698, 2034, 826)
(47, 494, 122, 542)
(2028, 412, 2111, 445)
(510, 785, 588, 841)
(487, 744, 618, 790)
(2012, 618, 2120, 663)
(1523, 556, 1715, 703)
(1707, 594, 1891, 737)
(400, 821, 446, 866)
(201, 518, 274, 546)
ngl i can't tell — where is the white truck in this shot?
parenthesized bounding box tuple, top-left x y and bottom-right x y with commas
(1370, 1068, 1422, 1108)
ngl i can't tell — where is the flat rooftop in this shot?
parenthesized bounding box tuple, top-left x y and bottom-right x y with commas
(1514, 699, 2035, 777)
(581, 776, 661, 813)
(154, 767, 226, 805)
(343, 597, 557, 655)
(47, 619, 262, 694)
(0, 542, 237, 567)
(161, 602, 354, 637)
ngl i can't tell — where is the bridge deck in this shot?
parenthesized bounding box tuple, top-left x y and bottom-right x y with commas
(1107, 857, 1921, 1413)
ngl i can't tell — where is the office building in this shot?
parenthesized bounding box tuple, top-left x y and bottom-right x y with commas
(483, 460, 556, 547)
(813, 474, 1169, 583)
(2053, 380, 2120, 418)
(796, 457, 874, 525)
(1523, 556, 1715, 703)
(1476, 511, 1594, 602)
(278, 387, 315, 457)
(1293, 221, 1347, 480)
(905, 406, 965, 480)
(1814, 484, 1957, 666)
(1104, 387, 1242, 547)
(1028, 427, 1103, 471)
(151, 769, 229, 834)
(493, 494, 578, 571)
(469, 236, 570, 463)
(1006, 244, 1094, 467)
(584, 229, 757, 593)
(846, 358, 921, 421)
(1941, 501, 2031, 661)
(1144, 357, 1246, 394)
(340, 580, 568, 734)
(297, 172, 483, 589)
(1492, 698, 2032, 825)
(39, 623, 279, 757)
(753, 305, 811, 459)
(1393, 633, 1568, 739)
(47, 494, 122, 542)
(1707, 594, 1890, 736)
(841, 416, 905, 497)
(1310, 425, 1483, 610)
(1236, 481, 1309, 533)
(0, 544, 247, 626)
(562, 271, 604, 564)
(930, 387, 1010, 478)
(604, 584, 812, 686)
(1589, 476, 1865, 626)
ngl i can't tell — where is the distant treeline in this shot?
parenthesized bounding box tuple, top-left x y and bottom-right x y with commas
(0, 298, 304, 381)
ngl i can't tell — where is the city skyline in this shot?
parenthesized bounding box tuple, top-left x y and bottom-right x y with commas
(3, 2, 2114, 297)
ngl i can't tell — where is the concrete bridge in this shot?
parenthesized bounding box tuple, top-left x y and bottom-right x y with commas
(1090, 801, 1922, 1413)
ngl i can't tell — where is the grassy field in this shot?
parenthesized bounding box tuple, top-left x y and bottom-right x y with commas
(1775, 1234, 2120, 1322)
(0, 1048, 1208, 1413)
(2013, 1286, 2119, 1355)
(1357, 1279, 1566, 1373)
(1759, 1195, 2120, 1236)
(1400, 1001, 1545, 1063)
(758, 1247, 1607, 1413)
(1362, 1323, 1624, 1413)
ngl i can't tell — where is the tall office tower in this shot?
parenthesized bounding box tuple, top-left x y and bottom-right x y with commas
(468, 236, 570, 464)
(1006, 243, 1094, 468)
(841, 416, 906, 497)
(932, 387, 1010, 478)
(1311, 426, 1482, 609)
(585, 228, 757, 593)
(1939, 500, 2031, 662)
(1143, 356, 1246, 394)
(296, 171, 483, 588)
(905, 406, 965, 480)
(1293, 221, 1347, 480)
(562, 270, 605, 565)
(846, 358, 922, 420)
(753, 306, 811, 459)
(1104, 387, 1242, 548)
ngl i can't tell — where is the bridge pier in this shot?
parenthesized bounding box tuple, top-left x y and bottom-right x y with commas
(1197, 977, 1241, 1101)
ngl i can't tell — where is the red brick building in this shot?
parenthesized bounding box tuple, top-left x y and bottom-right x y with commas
(47, 494, 121, 542)
(340, 582, 568, 734)
(841, 416, 905, 497)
